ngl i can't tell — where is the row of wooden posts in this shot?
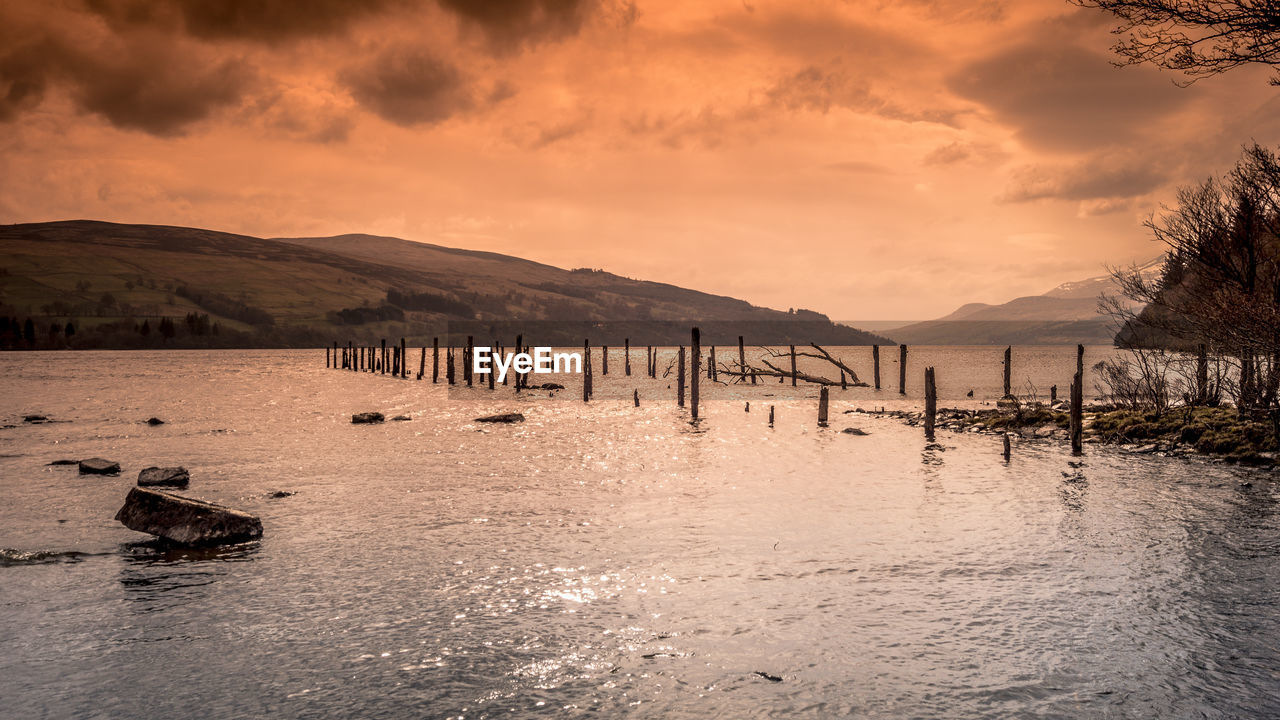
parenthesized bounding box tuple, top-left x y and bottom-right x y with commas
(324, 333, 1086, 454)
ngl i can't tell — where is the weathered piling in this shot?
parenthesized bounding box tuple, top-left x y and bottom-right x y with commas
(381, 339, 387, 375)
(603, 345, 609, 376)
(1003, 346, 1012, 396)
(514, 334, 524, 389)
(1070, 344, 1084, 454)
(326, 346, 330, 368)
(647, 345, 653, 378)
(625, 338, 631, 376)
(464, 336, 474, 387)
(1050, 385, 1057, 403)
(709, 346, 717, 381)
(790, 345, 798, 386)
(898, 345, 907, 395)
(924, 367, 937, 440)
(841, 370, 847, 390)
(489, 343, 497, 390)
(738, 336, 746, 382)
(332, 342, 338, 369)
(769, 405, 774, 426)
(447, 346, 456, 385)
(745, 401, 750, 412)
(1003, 433, 1012, 461)
(392, 344, 399, 376)
(586, 338, 593, 399)
(634, 389, 639, 407)
(432, 337, 439, 383)
(401, 338, 407, 378)
(818, 386, 829, 426)
(691, 327, 701, 420)
(678, 345, 686, 408)
(418, 347, 425, 380)
(872, 345, 881, 390)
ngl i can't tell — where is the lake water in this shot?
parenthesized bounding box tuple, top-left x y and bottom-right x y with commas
(3, 347, 1280, 719)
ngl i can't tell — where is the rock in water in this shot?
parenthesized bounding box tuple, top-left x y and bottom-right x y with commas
(47, 459, 78, 466)
(146, 417, 165, 426)
(78, 458, 120, 475)
(390, 415, 411, 421)
(842, 427, 869, 436)
(351, 412, 385, 424)
(23, 414, 50, 423)
(475, 413, 525, 423)
(114, 487, 262, 546)
(137, 466, 190, 487)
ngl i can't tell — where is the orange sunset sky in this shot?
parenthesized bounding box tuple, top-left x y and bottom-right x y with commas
(2, 0, 1278, 319)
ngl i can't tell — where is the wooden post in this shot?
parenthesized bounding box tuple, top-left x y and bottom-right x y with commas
(432, 337, 439, 383)
(447, 346, 455, 385)
(464, 336, 473, 387)
(602, 345, 608, 376)
(418, 346, 425, 380)
(647, 345, 652, 378)
(873, 345, 881, 390)
(745, 401, 750, 412)
(1003, 346, 1012, 397)
(625, 338, 631, 376)
(768, 405, 774, 427)
(1070, 344, 1084, 454)
(790, 345, 797, 386)
(1003, 433, 1011, 461)
(514, 334, 523, 389)
(400, 338, 407, 378)
(332, 342, 338, 369)
(841, 370, 847, 390)
(1050, 385, 1057, 403)
(924, 367, 937, 440)
(326, 346, 330, 368)
(898, 344, 907, 395)
(348, 341, 354, 371)
(489, 343, 497, 390)
(586, 335, 593, 397)
(392, 344, 399, 376)
(709, 345, 717, 381)
(818, 386, 829, 426)
(678, 345, 686, 408)
(634, 389, 639, 407)
(381, 339, 387, 375)
(691, 327, 701, 420)
(735, 336, 745, 382)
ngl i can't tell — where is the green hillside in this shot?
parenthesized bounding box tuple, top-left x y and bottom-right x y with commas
(0, 220, 891, 349)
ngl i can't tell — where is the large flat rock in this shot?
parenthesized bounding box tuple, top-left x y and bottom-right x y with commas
(79, 458, 120, 475)
(115, 487, 263, 546)
(137, 466, 190, 487)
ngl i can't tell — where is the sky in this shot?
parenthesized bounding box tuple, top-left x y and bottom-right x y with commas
(2, 0, 1279, 320)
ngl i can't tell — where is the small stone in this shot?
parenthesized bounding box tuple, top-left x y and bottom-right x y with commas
(351, 412, 385, 424)
(842, 427, 869, 435)
(269, 490, 295, 498)
(390, 415, 411, 421)
(78, 458, 120, 475)
(137, 466, 189, 487)
(146, 417, 165, 426)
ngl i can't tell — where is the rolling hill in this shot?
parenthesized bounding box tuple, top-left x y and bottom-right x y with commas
(886, 257, 1164, 345)
(0, 220, 891, 349)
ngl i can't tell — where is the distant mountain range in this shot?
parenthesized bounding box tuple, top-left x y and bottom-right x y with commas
(0, 220, 892, 349)
(886, 257, 1164, 346)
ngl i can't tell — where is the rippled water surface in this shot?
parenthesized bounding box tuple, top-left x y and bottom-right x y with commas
(3, 347, 1280, 719)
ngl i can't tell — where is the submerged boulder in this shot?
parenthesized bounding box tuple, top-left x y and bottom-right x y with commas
(47, 459, 78, 466)
(79, 458, 120, 475)
(137, 466, 190, 487)
(475, 412, 525, 423)
(351, 412, 385, 424)
(115, 487, 262, 546)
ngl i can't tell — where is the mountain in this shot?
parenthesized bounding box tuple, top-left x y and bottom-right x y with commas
(0, 220, 892, 349)
(887, 257, 1164, 345)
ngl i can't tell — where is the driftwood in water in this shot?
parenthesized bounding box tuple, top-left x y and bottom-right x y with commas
(717, 344, 868, 387)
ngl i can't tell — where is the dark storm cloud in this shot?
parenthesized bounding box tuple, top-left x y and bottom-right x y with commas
(0, 29, 254, 135)
(438, 0, 602, 50)
(947, 39, 1192, 151)
(1001, 156, 1169, 203)
(341, 48, 473, 127)
(84, 0, 413, 43)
